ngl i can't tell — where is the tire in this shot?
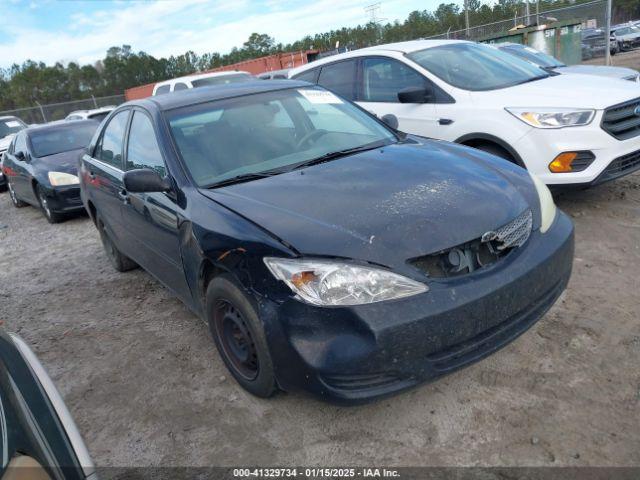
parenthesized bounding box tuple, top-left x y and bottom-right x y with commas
(96, 214, 138, 272)
(7, 181, 27, 208)
(206, 274, 278, 398)
(474, 143, 519, 165)
(36, 185, 64, 224)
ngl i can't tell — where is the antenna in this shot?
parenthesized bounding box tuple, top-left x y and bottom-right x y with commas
(364, 2, 385, 24)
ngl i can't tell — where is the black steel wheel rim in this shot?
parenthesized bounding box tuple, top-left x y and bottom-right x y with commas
(214, 299, 259, 381)
(38, 190, 51, 219)
(8, 183, 17, 205)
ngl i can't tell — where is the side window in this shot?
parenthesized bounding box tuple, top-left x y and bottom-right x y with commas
(293, 68, 319, 84)
(95, 110, 129, 169)
(362, 57, 429, 103)
(14, 132, 27, 154)
(317, 61, 357, 100)
(126, 111, 166, 177)
(173, 82, 189, 91)
(155, 85, 171, 95)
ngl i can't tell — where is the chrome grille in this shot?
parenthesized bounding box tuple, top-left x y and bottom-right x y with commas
(602, 97, 640, 141)
(494, 209, 533, 251)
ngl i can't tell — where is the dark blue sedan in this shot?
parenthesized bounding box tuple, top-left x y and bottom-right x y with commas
(79, 81, 574, 404)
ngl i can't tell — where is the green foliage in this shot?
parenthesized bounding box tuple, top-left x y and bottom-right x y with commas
(0, 0, 636, 111)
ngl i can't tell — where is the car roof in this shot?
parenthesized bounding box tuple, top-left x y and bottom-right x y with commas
(288, 39, 471, 75)
(132, 80, 313, 112)
(25, 119, 98, 134)
(0, 115, 21, 121)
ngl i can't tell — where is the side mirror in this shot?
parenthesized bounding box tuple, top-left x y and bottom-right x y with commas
(15, 151, 25, 161)
(381, 114, 399, 130)
(398, 86, 434, 104)
(123, 169, 171, 193)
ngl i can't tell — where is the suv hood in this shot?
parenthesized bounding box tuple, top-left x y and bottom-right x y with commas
(555, 65, 639, 81)
(200, 140, 536, 275)
(473, 73, 640, 109)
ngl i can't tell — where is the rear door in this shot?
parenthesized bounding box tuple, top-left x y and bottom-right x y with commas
(120, 109, 191, 300)
(80, 109, 131, 247)
(356, 56, 442, 137)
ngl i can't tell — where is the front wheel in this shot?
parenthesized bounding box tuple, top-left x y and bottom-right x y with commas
(37, 185, 63, 224)
(96, 214, 138, 272)
(206, 274, 278, 398)
(7, 182, 27, 208)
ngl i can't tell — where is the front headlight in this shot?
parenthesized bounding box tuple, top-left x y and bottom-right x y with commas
(48, 171, 79, 186)
(264, 257, 428, 306)
(529, 173, 557, 233)
(506, 107, 595, 128)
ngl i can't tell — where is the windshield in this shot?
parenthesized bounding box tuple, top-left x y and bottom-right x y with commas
(167, 87, 396, 187)
(30, 123, 98, 157)
(500, 44, 565, 68)
(191, 74, 253, 88)
(0, 118, 26, 139)
(407, 43, 549, 91)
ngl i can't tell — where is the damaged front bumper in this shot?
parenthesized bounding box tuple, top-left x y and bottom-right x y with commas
(259, 211, 574, 405)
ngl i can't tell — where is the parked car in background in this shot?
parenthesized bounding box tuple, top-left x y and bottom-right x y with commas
(495, 42, 639, 82)
(290, 40, 640, 187)
(581, 27, 618, 59)
(65, 105, 115, 122)
(0, 115, 28, 191)
(79, 82, 574, 404)
(152, 71, 253, 95)
(3, 120, 98, 223)
(612, 24, 640, 51)
(257, 68, 291, 80)
(0, 329, 96, 479)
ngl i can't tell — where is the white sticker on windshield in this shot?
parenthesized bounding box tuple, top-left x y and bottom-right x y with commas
(4, 121, 21, 128)
(298, 89, 343, 104)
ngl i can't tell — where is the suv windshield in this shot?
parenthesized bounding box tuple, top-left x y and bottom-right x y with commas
(167, 87, 396, 187)
(191, 74, 253, 88)
(0, 118, 26, 138)
(499, 44, 565, 69)
(407, 43, 549, 91)
(30, 123, 98, 158)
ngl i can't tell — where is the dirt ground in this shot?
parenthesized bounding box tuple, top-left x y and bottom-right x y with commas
(0, 171, 639, 468)
(584, 48, 640, 70)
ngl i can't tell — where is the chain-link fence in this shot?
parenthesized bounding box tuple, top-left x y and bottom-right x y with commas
(427, 0, 616, 66)
(0, 94, 125, 125)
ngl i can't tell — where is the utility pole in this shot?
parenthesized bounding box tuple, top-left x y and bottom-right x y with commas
(525, 0, 531, 25)
(464, 0, 470, 38)
(605, 0, 612, 66)
(35, 101, 46, 123)
(536, 0, 540, 26)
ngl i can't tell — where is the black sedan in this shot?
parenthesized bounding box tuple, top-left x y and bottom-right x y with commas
(3, 120, 98, 223)
(79, 81, 574, 404)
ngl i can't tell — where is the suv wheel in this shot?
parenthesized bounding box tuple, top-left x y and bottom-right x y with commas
(96, 214, 138, 272)
(206, 274, 278, 398)
(475, 143, 521, 166)
(7, 182, 27, 208)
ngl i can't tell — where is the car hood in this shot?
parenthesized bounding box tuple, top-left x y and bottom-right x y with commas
(34, 149, 84, 178)
(555, 65, 640, 80)
(200, 140, 537, 275)
(473, 72, 640, 109)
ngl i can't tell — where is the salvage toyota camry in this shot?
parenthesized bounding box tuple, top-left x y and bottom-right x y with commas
(79, 81, 574, 404)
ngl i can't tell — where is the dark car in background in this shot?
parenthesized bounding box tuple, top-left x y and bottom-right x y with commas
(581, 27, 619, 59)
(0, 116, 28, 192)
(612, 24, 640, 51)
(79, 81, 574, 404)
(2, 120, 98, 223)
(0, 329, 96, 479)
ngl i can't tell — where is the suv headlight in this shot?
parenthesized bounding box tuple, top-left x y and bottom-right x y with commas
(264, 257, 428, 306)
(48, 171, 79, 186)
(506, 107, 595, 128)
(529, 173, 557, 233)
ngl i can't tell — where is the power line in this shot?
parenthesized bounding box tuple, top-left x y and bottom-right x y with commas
(365, 2, 386, 24)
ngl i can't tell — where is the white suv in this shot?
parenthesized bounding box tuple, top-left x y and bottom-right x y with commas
(152, 71, 253, 95)
(289, 40, 640, 186)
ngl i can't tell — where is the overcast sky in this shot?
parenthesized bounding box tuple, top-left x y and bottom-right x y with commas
(0, 0, 466, 68)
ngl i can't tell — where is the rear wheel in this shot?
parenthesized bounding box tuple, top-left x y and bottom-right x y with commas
(96, 214, 138, 272)
(7, 181, 27, 208)
(206, 274, 277, 398)
(36, 185, 64, 224)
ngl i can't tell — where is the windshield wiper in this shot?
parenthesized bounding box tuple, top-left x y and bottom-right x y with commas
(204, 170, 283, 189)
(514, 74, 549, 86)
(288, 141, 390, 172)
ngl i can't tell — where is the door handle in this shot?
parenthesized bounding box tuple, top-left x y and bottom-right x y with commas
(438, 118, 454, 126)
(88, 170, 96, 180)
(118, 189, 130, 205)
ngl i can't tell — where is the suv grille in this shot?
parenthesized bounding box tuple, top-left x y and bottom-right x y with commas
(602, 97, 640, 140)
(410, 209, 532, 278)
